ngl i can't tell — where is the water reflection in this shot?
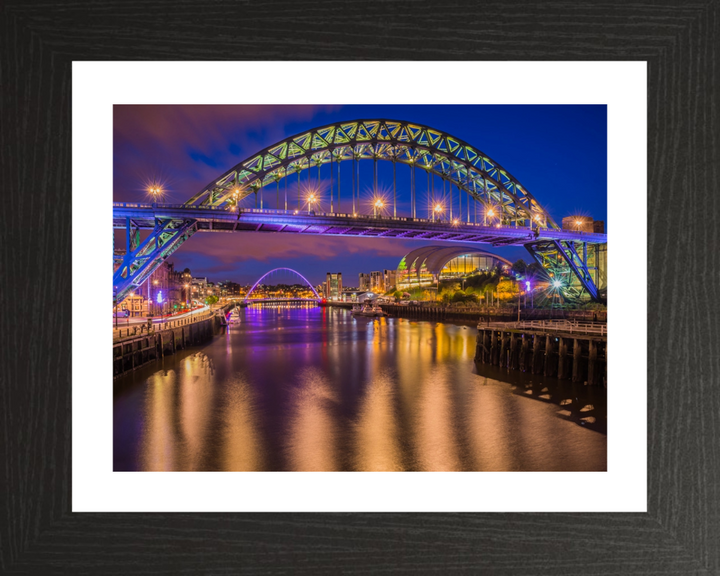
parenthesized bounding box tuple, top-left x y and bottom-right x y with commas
(285, 368, 340, 471)
(115, 307, 607, 472)
(413, 366, 462, 471)
(352, 372, 404, 471)
(221, 374, 264, 471)
(178, 354, 215, 470)
(139, 370, 177, 471)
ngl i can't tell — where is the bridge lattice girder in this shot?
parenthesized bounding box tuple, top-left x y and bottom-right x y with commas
(113, 217, 197, 301)
(184, 119, 558, 230)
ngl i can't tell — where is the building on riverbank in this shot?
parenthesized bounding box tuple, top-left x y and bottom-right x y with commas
(326, 272, 343, 300)
(395, 246, 513, 291)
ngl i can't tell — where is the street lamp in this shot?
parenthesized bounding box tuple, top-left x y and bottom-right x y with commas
(148, 182, 162, 203)
(575, 219, 582, 231)
(373, 198, 384, 218)
(433, 203, 443, 222)
(307, 192, 317, 214)
(484, 207, 495, 226)
(552, 280, 562, 312)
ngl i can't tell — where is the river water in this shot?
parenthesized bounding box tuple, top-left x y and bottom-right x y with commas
(114, 304, 606, 471)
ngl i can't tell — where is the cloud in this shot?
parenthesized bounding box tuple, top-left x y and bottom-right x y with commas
(181, 232, 414, 264)
(113, 105, 339, 204)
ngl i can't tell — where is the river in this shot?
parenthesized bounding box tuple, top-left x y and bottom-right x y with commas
(113, 304, 606, 471)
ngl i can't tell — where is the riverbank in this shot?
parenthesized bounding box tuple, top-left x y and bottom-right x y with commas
(324, 301, 607, 324)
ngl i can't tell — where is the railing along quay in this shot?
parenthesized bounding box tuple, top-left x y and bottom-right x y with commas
(113, 309, 214, 343)
(482, 319, 607, 337)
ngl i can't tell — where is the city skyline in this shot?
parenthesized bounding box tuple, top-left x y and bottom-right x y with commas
(114, 105, 607, 285)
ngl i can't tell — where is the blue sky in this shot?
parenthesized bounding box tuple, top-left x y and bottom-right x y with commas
(114, 105, 606, 286)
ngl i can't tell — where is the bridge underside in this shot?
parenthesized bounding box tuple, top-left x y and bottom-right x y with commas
(113, 205, 607, 304)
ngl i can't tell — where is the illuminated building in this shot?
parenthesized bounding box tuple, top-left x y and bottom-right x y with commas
(383, 269, 397, 292)
(359, 273, 371, 291)
(370, 271, 384, 293)
(325, 272, 343, 300)
(395, 246, 512, 290)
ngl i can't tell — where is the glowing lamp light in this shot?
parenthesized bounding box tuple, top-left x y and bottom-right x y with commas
(374, 199, 384, 208)
(553, 281, 562, 288)
(434, 204, 443, 213)
(453, 218, 459, 225)
(156, 290, 163, 303)
(525, 281, 531, 290)
(487, 209, 494, 217)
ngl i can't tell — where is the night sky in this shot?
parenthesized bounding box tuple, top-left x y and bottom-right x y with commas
(114, 105, 607, 287)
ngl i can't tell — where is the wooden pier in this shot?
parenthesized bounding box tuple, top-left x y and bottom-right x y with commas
(474, 320, 607, 386)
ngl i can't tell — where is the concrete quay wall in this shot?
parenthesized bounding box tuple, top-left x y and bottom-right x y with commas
(112, 316, 222, 377)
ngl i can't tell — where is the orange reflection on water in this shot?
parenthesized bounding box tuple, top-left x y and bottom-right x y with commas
(178, 354, 215, 470)
(286, 368, 339, 471)
(221, 375, 264, 471)
(353, 373, 404, 471)
(413, 366, 462, 471)
(464, 377, 516, 471)
(139, 371, 177, 471)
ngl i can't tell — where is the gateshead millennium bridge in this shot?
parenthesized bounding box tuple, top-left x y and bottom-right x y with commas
(113, 119, 607, 303)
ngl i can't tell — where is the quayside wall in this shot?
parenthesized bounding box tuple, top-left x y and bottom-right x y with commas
(112, 315, 224, 377)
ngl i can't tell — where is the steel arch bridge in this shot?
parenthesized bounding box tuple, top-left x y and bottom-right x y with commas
(244, 268, 321, 303)
(185, 119, 557, 228)
(113, 119, 607, 304)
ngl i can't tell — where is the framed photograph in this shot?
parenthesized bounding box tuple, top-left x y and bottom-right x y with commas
(4, 2, 717, 573)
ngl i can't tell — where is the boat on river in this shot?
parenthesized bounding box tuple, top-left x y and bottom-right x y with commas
(227, 308, 242, 324)
(351, 303, 387, 317)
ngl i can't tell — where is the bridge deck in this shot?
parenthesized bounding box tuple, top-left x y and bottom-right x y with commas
(113, 203, 607, 247)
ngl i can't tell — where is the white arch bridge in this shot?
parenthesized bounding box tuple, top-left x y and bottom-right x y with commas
(113, 119, 607, 303)
(242, 268, 321, 304)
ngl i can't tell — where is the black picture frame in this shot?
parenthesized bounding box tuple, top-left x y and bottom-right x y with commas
(2, 1, 717, 573)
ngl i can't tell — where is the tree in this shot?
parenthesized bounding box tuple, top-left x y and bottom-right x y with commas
(496, 278, 519, 300)
(393, 291, 403, 302)
(205, 295, 219, 306)
(512, 259, 528, 277)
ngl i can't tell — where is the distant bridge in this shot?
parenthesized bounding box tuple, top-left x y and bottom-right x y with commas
(243, 268, 321, 304)
(113, 119, 607, 303)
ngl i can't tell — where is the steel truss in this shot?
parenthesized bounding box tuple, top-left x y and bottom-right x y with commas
(184, 119, 559, 229)
(113, 217, 197, 303)
(524, 239, 601, 302)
